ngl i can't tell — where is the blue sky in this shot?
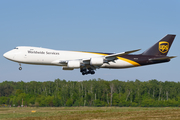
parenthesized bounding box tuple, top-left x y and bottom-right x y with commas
(0, 0, 180, 82)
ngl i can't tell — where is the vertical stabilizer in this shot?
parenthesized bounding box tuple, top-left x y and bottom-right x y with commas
(142, 34, 176, 56)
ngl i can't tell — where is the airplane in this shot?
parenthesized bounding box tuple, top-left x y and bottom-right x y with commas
(3, 34, 176, 75)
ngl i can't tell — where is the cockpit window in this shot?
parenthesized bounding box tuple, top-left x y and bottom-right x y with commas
(14, 47, 18, 49)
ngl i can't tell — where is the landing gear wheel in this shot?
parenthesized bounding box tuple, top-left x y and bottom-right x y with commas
(80, 68, 95, 75)
(19, 67, 22, 70)
(82, 71, 87, 75)
(19, 63, 22, 70)
(81, 68, 87, 75)
(91, 71, 95, 75)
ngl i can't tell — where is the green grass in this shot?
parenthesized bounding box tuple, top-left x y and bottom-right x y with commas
(0, 107, 180, 120)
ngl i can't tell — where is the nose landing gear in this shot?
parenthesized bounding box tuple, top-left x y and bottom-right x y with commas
(19, 63, 22, 70)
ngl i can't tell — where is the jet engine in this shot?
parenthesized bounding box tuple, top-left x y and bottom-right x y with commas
(90, 57, 104, 65)
(67, 61, 80, 68)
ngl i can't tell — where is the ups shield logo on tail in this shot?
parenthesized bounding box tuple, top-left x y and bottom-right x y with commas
(159, 41, 169, 53)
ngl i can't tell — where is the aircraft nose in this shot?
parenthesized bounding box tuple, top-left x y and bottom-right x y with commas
(3, 52, 8, 58)
(3, 51, 13, 60)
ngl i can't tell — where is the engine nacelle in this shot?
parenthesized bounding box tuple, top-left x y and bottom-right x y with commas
(90, 57, 104, 65)
(67, 61, 80, 68)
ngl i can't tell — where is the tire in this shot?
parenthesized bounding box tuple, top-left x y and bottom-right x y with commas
(91, 71, 95, 74)
(19, 67, 22, 70)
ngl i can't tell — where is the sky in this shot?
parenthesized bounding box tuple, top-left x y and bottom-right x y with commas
(0, 0, 180, 82)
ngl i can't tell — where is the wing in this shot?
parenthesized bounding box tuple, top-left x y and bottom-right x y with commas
(104, 49, 141, 62)
(55, 49, 141, 72)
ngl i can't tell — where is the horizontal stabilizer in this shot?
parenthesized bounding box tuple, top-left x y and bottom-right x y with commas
(149, 56, 177, 61)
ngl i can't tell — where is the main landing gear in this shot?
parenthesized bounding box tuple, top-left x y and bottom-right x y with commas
(80, 68, 95, 75)
(19, 63, 22, 70)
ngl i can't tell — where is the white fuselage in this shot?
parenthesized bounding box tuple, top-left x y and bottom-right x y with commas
(3, 35, 176, 75)
(3, 46, 138, 69)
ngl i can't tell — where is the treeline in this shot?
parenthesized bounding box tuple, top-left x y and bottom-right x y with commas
(0, 79, 180, 107)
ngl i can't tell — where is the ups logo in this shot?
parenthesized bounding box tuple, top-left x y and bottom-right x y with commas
(159, 41, 169, 53)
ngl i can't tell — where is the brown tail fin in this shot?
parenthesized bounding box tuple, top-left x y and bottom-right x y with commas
(142, 34, 176, 56)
